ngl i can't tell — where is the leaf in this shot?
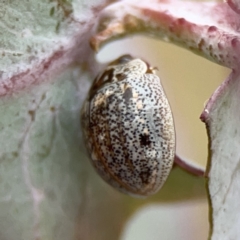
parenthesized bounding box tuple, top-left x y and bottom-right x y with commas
(0, 0, 123, 239)
(2, 0, 238, 238)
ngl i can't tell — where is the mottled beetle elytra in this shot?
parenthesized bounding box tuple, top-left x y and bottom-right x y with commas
(81, 55, 175, 197)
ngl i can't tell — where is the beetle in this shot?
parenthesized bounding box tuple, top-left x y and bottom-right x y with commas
(81, 55, 175, 197)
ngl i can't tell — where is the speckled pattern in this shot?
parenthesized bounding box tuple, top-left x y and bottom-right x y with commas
(81, 55, 175, 197)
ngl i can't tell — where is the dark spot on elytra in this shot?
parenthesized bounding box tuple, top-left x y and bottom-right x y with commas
(116, 73, 126, 81)
(140, 133, 151, 146)
(123, 87, 133, 103)
(88, 68, 114, 100)
(139, 169, 151, 185)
